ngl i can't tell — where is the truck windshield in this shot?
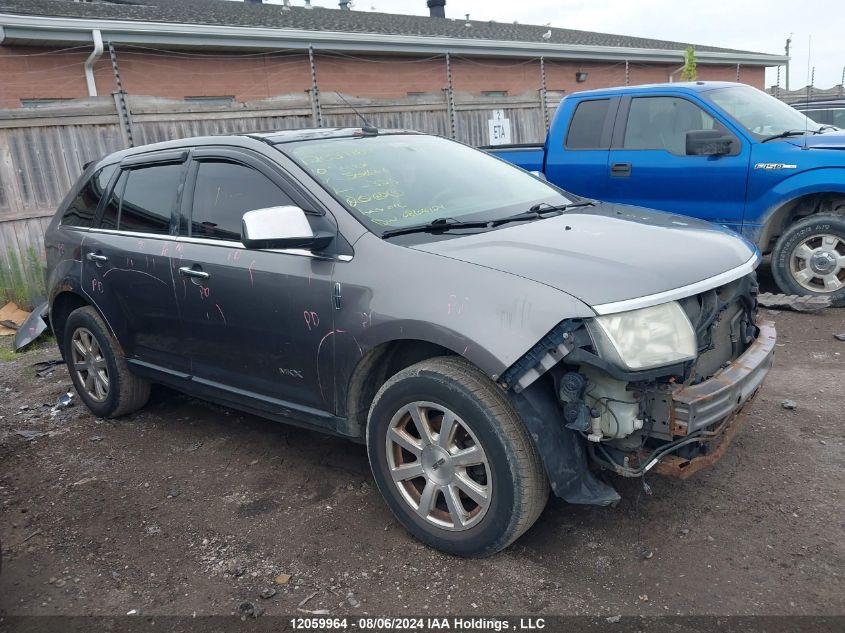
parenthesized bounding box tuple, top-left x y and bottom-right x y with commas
(705, 85, 821, 138)
(281, 134, 571, 235)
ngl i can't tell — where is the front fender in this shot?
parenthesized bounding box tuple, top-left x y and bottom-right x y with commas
(746, 166, 845, 247)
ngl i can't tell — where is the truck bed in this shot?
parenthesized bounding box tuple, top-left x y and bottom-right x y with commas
(483, 143, 545, 173)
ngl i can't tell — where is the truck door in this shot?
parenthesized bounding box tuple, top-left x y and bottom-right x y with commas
(603, 95, 750, 231)
(544, 97, 617, 199)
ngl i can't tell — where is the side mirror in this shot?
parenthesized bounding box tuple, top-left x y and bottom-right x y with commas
(241, 206, 333, 251)
(686, 130, 735, 156)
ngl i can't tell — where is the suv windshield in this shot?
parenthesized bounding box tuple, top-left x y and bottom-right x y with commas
(281, 134, 571, 235)
(704, 85, 821, 138)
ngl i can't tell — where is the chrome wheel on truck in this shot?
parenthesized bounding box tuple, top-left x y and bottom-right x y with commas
(772, 214, 845, 307)
(367, 357, 549, 557)
(788, 233, 845, 293)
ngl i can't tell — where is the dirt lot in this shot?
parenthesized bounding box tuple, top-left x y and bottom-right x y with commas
(1, 275, 843, 619)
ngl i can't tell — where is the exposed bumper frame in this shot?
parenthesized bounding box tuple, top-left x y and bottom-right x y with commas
(648, 319, 776, 478)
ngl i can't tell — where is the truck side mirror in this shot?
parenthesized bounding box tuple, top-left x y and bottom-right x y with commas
(686, 130, 735, 156)
(241, 205, 333, 251)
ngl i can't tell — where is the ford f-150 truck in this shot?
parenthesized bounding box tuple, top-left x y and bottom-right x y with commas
(489, 82, 845, 305)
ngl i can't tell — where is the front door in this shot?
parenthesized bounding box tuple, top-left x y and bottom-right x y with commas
(603, 95, 750, 230)
(174, 150, 337, 417)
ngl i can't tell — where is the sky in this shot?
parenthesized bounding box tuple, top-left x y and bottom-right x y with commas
(249, 0, 843, 89)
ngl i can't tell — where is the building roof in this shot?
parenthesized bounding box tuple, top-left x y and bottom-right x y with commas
(0, 0, 756, 54)
(0, 0, 787, 66)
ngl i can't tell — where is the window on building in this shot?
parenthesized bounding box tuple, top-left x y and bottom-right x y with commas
(480, 91, 508, 98)
(565, 99, 610, 149)
(190, 161, 293, 241)
(112, 164, 183, 234)
(61, 164, 117, 228)
(623, 97, 717, 154)
(184, 96, 236, 106)
(20, 98, 73, 108)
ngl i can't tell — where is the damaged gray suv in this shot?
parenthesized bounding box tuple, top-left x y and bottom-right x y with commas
(44, 128, 775, 556)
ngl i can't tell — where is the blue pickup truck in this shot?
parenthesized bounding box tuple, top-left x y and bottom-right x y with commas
(489, 81, 845, 305)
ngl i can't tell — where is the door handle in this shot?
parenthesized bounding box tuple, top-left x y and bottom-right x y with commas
(178, 266, 210, 280)
(85, 252, 108, 263)
(610, 162, 632, 177)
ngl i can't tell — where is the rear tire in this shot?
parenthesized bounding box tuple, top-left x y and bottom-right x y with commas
(366, 356, 548, 557)
(771, 214, 845, 306)
(63, 306, 150, 418)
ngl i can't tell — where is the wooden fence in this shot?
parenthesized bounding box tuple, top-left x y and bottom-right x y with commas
(0, 90, 559, 303)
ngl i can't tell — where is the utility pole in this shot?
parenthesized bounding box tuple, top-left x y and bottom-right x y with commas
(784, 34, 792, 91)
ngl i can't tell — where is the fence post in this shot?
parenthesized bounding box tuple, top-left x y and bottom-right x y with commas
(308, 45, 323, 127)
(625, 59, 630, 86)
(108, 42, 134, 148)
(445, 52, 457, 140)
(539, 56, 549, 131)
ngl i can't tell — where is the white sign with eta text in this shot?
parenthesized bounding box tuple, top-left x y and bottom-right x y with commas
(487, 109, 512, 145)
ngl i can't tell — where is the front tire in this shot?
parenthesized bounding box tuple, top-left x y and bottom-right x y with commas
(771, 214, 845, 306)
(366, 357, 548, 557)
(63, 306, 150, 418)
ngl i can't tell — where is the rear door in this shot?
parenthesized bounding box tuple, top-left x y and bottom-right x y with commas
(602, 95, 750, 229)
(81, 151, 188, 373)
(545, 97, 618, 198)
(174, 148, 338, 419)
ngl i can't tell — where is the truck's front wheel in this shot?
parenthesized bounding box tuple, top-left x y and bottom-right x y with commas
(366, 357, 548, 557)
(771, 214, 845, 306)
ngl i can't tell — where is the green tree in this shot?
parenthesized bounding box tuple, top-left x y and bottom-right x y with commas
(681, 46, 697, 81)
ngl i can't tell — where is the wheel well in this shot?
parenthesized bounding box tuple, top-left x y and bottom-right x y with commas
(50, 291, 90, 356)
(760, 193, 845, 252)
(343, 340, 454, 439)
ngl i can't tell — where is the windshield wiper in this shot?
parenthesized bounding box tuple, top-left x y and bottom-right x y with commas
(489, 200, 596, 226)
(380, 216, 491, 238)
(528, 200, 596, 213)
(817, 125, 839, 133)
(761, 129, 821, 143)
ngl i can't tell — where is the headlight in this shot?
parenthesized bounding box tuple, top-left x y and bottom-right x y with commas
(586, 301, 696, 371)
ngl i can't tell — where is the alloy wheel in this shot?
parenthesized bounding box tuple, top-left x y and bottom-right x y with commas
(70, 327, 109, 402)
(789, 233, 845, 293)
(385, 401, 491, 531)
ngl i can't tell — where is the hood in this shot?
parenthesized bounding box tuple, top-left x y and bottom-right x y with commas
(785, 129, 845, 150)
(411, 204, 757, 311)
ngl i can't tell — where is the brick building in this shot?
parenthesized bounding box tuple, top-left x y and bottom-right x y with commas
(0, 0, 786, 110)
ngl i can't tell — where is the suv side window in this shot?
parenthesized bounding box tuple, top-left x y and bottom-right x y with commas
(62, 164, 116, 228)
(190, 161, 294, 241)
(565, 99, 611, 149)
(116, 164, 183, 235)
(623, 96, 717, 154)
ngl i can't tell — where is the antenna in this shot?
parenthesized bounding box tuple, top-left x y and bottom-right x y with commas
(803, 35, 811, 150)
(335, 92, 378, 135)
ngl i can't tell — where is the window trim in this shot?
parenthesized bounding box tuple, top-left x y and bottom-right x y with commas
(564, 97, 618, 151)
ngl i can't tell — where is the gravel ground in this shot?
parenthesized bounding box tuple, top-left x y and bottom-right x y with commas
(1, 274, 843, 619)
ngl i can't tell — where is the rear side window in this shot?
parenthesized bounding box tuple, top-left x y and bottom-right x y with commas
(114, 164, 183, 235)
(190, 161, 293, 241)
(62, 164, 116, 227)
(565, 99, 610, 149)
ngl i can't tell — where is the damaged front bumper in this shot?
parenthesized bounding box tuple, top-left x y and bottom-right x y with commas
(596, 319, 777, 479)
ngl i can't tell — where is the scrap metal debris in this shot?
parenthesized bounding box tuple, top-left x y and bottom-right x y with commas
(781, 399, 797, 410)
(33, 359, 64, 378)
(834, 333, 845, 342)
(51, 392, 75, 416)
(15, 301, 49, 351)
(757, 293, 831, 313)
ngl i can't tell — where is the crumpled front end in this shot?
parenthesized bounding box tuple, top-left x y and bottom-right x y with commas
(500, 271, 775, 502)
